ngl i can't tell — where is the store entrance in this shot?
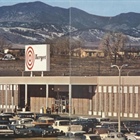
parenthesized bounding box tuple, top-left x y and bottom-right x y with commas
(55, 99, 69, 113)
(49, 85, 69, 114)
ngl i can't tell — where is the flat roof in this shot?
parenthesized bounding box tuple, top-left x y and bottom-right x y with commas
(0, 76, 139, 86)
(0, 76, 97, 85)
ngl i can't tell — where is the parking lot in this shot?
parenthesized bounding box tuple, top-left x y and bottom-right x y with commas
(0, 137, 57, 140)
(0, 111, 140, 140)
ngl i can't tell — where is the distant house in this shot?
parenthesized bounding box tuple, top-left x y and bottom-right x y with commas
(72, 48, 104, 58)
(4, 49, 9, 54)
(3, 44, 25, 58)
(111, 51, 125, 58)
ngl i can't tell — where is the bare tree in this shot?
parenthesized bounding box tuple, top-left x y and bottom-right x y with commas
(0, 37, 12, 53)
(100, 32, 127, 64)
(45, 39, 55, 57)
(54, 37, 70, 56)
(53, 37, 83, 56)
(70, 40, 83, 57)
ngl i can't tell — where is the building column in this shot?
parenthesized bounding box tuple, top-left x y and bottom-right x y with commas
(11, 84, 14, 113)
(135, 89, 138, 116)
(114, 92, 117, 116)
(124, 91, 128, 117)
(130, 93, 133, 117)
(46, 84, 48, 108)
(25, 84, 28, 106)
(69, 84, 72, 116)
(138, 86, 140, 118)
(99, 91, 102, 116)
(109, 92, 112, 116)
(5, 84, 8, 112)
(89, 86, 92, 111)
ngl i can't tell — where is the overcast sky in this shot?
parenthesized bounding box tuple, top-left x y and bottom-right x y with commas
(0, 0, 140, 17)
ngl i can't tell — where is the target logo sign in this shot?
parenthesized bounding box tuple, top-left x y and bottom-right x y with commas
(25, 44, 50, 71)
(25, 46, 35, 70)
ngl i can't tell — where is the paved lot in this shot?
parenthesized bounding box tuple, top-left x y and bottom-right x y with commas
(0, 137, 57, 140)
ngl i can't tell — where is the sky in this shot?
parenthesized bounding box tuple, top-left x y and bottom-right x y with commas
(0, 0, 140, 17)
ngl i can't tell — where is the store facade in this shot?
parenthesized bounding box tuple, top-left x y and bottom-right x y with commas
(0, 76, 139, 119)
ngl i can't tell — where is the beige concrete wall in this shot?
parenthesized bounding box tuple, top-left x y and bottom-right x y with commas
(0, 84, 18, 112)
(98, 76, 140, 85)
(0, 76, 98, 85)
(72, 98, 89, 115)
(93, 84, 140, 118)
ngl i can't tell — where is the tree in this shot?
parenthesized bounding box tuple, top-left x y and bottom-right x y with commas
(54, 37, 70, 56)
(45, 39, 55, 57)
(71, 40, 83, 57)
(0, 37, 12, 53)
(46, 36, 84, 57)
(100, 32, 127, 64)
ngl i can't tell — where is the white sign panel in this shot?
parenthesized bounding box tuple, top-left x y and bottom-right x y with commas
(25, 44, 50, 71)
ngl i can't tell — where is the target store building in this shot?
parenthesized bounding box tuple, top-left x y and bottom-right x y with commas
(0, 44, 140, 119)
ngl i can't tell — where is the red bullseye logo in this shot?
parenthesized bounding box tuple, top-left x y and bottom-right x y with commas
(26, 46, 35, 70)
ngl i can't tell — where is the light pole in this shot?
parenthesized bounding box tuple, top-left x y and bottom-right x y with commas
(57, 88, 60, 100)
(17, 69, 24, 76)
(127, 70, 140, 76)
(127, 70, 136, 76)
(111, 64, 128, 132)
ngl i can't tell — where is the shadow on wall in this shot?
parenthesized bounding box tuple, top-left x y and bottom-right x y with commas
(72, 85, 97, 98)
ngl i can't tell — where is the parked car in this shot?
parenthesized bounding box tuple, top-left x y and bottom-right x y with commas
(37, 124, 62, 137)
(93, 125, 109, 134)
(74, 117, 100, 125)
(87, 118, 101, 126)
(57, 131, 86, 140)
(125, 134, 137, 140)
(72, 120, 91, 133)
(1, 54, 16, 60)
(28, 125, 46, 137)
(53, 120, 83, 133)
(93, 121, 130, 134)
(46, 114, 62, 120)
(122, 120, 140, 133)
(129, 125, 140, 133)
(9, 118, 17, 125)
(15, 118, 34, 128)
(33, 116, 54, 125)
(56, 116, 76, 121)
(35, 113, 61, 120)
(96, 117, 110, 124)
(0, 114, 13, 125)
(3, 112, 15, 117)
(9, 124, 32, 137)
(72, 117, 100, 133)
(84, 134, 102, 140)
(28, 124, 62, 137)
(133, 131, 140, 139)
(104, 132, 127, 140)
(17, 111, 35, 119)
(0, 124, 14, 137)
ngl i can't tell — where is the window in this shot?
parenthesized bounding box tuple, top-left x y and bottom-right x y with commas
(59, 121, 69, 126)
(117, 134, 123, 138)
(111, 135, 114, 138)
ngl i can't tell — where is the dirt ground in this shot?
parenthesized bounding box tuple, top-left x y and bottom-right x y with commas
(0, 56, 140, 76)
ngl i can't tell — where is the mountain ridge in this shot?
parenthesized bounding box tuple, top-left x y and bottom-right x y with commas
(0, 1, 140, 46)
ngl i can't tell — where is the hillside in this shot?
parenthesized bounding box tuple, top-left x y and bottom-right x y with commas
(0, 1, 140, 46)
